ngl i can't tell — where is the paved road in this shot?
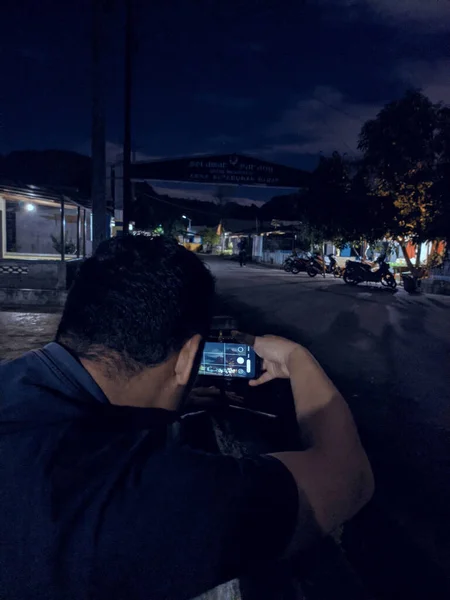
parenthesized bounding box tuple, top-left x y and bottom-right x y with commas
(208, 258, 450, 596)
(1, 258, 450, 597)
(0, 310, 60, 361)
(211, 258, 450, 430)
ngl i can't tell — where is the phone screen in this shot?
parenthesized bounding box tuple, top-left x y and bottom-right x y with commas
(198, 342, 256, 378)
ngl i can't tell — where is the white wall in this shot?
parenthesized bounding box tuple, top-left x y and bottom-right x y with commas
(0, 196, 5, 258)
(1, 197, 92, 257)
(12, 202, 78, 255)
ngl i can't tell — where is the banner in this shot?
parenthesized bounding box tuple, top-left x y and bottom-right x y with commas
(130, 154, 309, 189)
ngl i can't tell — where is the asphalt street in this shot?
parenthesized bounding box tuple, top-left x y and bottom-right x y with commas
(1, 257, 449, 597)
(210, 258, 450, 430)
(208, 257, 450, 597)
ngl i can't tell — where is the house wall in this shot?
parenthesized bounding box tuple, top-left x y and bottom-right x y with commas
(0, 259, 62, 290)
(0, 258, 84, 291)
(9, 201, 79, 255)
(260, 250, 291, 266)
(0, 208, 3, 259)
(252, 235, 263, 258)
(0, 196, 93, 258)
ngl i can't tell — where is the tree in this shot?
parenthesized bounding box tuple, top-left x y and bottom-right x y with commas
(428, 106, 450, 246)
(299, 152, 376, 246)
(260, 192, 304, 221)
(132, 184, 183, 235)
(358, 90, 449, 271)
(199, 227, 220, 251)
(299, 152, 350, 240)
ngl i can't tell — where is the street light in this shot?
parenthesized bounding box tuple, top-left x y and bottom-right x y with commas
(25, 203, 36, 212)
(182, 215, 192, 231)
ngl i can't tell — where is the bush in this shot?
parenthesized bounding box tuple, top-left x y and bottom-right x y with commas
(51, 234, 76, 255)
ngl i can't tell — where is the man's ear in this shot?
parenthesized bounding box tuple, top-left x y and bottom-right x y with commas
(175, 334, 202, 386)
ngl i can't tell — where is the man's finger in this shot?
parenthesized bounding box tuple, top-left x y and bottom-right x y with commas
(232, 331, 256, 346)
(249, 371, 274, 387)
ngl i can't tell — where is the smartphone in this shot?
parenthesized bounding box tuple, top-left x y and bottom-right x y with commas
(198, 342, 258, 379)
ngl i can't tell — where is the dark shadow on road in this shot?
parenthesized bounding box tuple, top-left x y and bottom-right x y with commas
(215, 291, 450, 600)
(426, 297, 449, 309)
(317, 283, 399, 305)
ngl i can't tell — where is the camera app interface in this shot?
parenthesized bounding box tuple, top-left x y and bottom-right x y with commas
(199, 343, 256, 378)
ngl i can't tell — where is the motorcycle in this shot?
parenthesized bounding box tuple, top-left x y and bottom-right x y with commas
(304, 253, 323, 277)
(343, 256, 397, 289)
(306, 254, 342, 278)
(328, 255, 343, 278)
(283, 253, 300, 273)
(291, 253, 311, 275)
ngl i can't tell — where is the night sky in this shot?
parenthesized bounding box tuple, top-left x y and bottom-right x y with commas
(1, 0, 449, 203)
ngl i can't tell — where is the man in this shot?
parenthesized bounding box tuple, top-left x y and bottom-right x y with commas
(0, 235, 374, 600)
(238, 238, 247, 267)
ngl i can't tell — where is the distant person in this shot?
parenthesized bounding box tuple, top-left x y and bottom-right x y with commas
(0, 235, 374, 600)
(238, 238, 247, 267)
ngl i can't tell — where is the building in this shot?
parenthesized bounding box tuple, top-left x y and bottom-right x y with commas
(220, 219, 310, 265)
(0, 182, 92, 306)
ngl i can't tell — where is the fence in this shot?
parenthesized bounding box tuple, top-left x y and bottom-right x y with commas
(257, 250, 291, 266)
(429, 262, 450, 281)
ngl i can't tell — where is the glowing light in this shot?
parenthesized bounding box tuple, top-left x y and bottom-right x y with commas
(25, 203, 36, 212)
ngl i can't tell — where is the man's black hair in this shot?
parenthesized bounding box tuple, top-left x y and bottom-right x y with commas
(56, 235, 215, 375)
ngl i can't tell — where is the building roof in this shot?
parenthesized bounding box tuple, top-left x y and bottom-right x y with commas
(0, 180, 91, 209)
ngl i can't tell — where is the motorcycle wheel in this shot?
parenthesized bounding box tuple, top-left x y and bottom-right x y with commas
(333, 267, 343, 278)
(307, 267, 317, 278)
(283, 262, 292, 272)
(291, 265, 300, 275)
(382, 273, 397, 289)
(343, 271, 360, 285)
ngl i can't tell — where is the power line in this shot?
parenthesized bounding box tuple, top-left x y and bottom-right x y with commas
(311, 94, 368, 158)
(312, 95, 365, 123)
(311, 102, 357, 157)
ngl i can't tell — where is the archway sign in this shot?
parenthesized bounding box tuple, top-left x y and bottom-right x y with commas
(112, 153, 310, 226)
(129, 153, 309, 188)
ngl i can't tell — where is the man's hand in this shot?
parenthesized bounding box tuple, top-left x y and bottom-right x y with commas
(233, 332, 307, 386)
(234, 329, 374, 539)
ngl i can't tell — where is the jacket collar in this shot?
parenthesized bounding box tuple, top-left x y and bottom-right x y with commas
(38, 342, 110, 405)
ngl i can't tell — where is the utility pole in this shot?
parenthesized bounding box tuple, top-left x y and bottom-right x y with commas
(122, 0, 133, 234)
(91, 0, 107, 252)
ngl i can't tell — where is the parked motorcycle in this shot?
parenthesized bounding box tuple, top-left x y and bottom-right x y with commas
(291, 253, 311, 275)
(304, 253, 323, 277)
(283, 252, 300, 272)
(344, 257, 397, 289)
(329, 255, 343, 278)
(306, 254, 342, 278)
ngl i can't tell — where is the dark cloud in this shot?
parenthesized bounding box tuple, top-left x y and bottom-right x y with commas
(397, 58, 450, 104)
(320, 0, 450, 30)
(265, 86, 379, 155)
(195, 93, 255, 110)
